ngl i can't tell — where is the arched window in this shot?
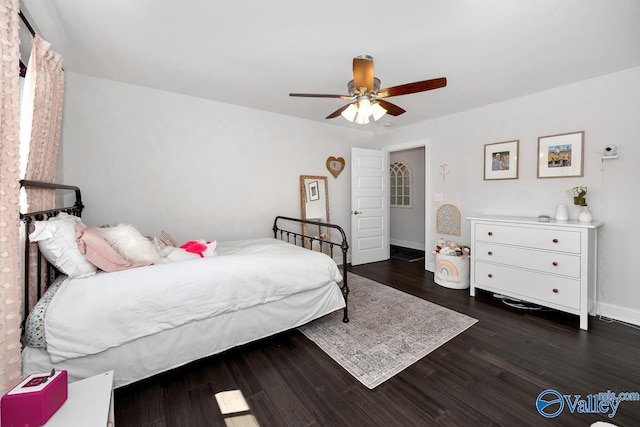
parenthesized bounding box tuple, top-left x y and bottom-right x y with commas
(390, 161, 412, 207)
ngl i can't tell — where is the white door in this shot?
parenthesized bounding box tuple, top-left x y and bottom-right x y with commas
(350, 147, 390, 265)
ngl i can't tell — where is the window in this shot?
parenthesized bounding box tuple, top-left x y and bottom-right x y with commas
(390, 161, 412, 207)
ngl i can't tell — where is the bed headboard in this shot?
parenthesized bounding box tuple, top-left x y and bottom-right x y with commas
(19, 180, 84, 319)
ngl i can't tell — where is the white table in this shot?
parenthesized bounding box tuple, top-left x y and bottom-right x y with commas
(44, 371, 114, 427)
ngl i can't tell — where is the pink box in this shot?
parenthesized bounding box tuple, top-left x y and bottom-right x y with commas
(1, 370, 67, 427)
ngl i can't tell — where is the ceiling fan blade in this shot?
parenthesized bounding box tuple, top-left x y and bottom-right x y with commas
(289, 93, 352, 99)
(378, 77, 447, 98)
(353, 55, 375, 93)
(376, 99, 406, 116)
(325, 104, 352, 119)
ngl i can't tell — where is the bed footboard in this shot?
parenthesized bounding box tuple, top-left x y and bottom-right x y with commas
(273, 216, 349, 323)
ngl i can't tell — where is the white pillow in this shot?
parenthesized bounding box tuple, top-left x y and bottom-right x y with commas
(98, 224, 163, 265)
(28, 213, 97, 279)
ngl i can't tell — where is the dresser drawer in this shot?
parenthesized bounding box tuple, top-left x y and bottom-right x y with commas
(475, 242, 581, 278)
(474, 261, 580, 310)
(474, 223, 581, 254)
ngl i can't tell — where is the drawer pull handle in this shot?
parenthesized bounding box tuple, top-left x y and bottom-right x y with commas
(552, 261, 559, 267)
(552, 238, 559, 243)
(487, 273, 493, 278)
(488, 231, 493, 236)
(552, 288, 559, 293)
(488, 251, 493, 256)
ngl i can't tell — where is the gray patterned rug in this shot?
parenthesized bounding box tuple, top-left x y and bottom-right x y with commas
(299, 272, 478, 389)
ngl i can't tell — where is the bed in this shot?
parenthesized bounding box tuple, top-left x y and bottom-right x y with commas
(19, 180, 349, 388)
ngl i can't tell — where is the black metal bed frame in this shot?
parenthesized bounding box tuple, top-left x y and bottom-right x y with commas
(19, 180, 85, 324)
(19, 181, 351, 332)
(273, 215, 350, 323)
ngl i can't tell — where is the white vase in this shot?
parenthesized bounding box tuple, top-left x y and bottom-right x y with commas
(578, 206, 593, 223)
(554, 204, 569, 221)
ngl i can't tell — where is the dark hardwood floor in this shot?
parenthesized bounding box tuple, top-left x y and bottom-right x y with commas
(114, 259, 640, 426)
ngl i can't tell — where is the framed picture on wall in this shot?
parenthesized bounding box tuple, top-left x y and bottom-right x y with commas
(537, 131, 584, 178)
(308, 180, 319, 201)
(484, 140, 519, 180)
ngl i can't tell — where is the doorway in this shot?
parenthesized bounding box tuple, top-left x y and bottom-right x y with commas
(385, 139, 431, 271)
(349, 140, 431, 270)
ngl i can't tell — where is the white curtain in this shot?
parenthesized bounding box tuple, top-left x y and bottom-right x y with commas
(0, 0, 24, 394)
(22, 34, 64, 186)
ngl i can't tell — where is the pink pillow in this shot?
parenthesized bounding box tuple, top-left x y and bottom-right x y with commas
(75, 225, 149, 272)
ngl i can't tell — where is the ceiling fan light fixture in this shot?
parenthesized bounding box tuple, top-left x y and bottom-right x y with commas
(357, 98, 373, 117)
(355, 112, 369, 125)
(372, 102, 387, 121)
(342, 97, 386, 125)
(341, 103, 358, 122)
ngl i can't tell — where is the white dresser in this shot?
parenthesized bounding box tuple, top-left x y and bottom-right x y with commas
(468, 216, 603, 330)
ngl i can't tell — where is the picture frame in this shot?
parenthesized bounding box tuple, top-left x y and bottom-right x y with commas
(308, 180, 319, 201)
(484, 140, 519, 180)
(537, 131, 584, 178)
(326, 156, 345, 179)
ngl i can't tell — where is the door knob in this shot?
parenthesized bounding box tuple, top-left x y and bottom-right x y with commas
(352, 211, 362, 215)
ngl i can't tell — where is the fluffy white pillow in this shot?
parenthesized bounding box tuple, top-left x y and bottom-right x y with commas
(28, 213, 97, 279)
(98, 224, 163, 265)
(76, 225, 148, 272)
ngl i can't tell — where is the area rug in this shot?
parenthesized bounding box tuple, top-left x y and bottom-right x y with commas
(390, 245, 425, 262)
(299, 273, 478, 389)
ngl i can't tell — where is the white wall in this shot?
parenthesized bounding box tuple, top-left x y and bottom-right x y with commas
(59, 73, 374, 251)
(375, 66, 640, 325)
(59, 67, 640, 325)
(390, 147, 425, 250)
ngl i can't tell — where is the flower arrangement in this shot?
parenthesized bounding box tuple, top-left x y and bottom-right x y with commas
(568, 185, 588, 206)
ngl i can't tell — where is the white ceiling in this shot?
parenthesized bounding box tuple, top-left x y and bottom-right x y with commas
(19, 0, 640, 134)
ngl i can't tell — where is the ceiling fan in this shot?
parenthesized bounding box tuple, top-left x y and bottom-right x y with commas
(289, 54, 447, 125)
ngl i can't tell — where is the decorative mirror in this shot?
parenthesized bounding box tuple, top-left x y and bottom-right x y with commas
(300, 175, 330, 249)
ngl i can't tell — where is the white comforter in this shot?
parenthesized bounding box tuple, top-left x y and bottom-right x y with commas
(45, 238, 342, 363)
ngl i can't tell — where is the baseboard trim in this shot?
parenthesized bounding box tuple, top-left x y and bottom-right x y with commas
(390, 239, 425, 251)
(597, 302, 640, 327)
